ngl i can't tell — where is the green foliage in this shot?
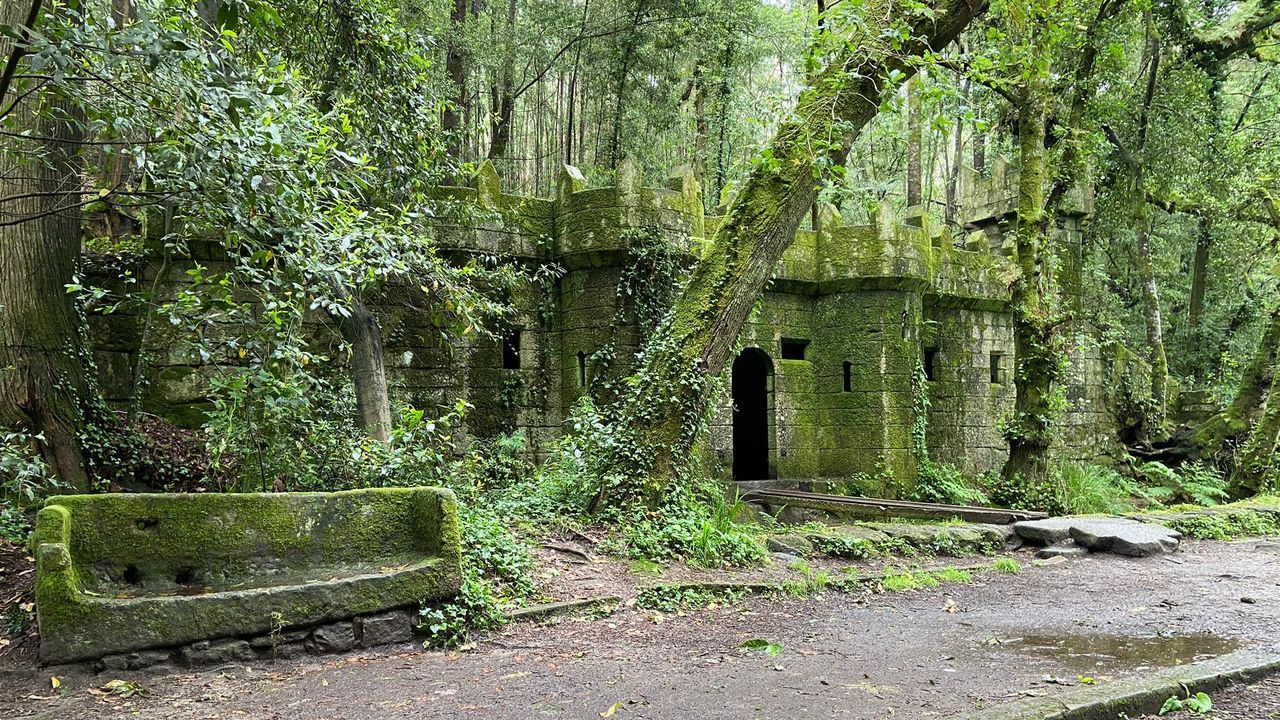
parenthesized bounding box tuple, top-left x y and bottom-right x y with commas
(988, 470, 1065, 515)
(1167, 510, 1280, 540)
(0, 505, 30, 545)
(205, 383, 468, 492)
(418, 567, 507, 648)
(910, 461, 989, 506)
(1055, 463, 1136, 515)
(808, 533, 879, 559)
(740, 638, 784, 656)
(0, 431, 58, 508)
(932, 567, 973, 584)
(1135, 462, 1228, 507)
(635, 584, 746, 612)
(880, 568, 939, 592)
(616, 490, 766, 568)
(1159, 691, 1213, 716)
(992, 558, 1021, 574)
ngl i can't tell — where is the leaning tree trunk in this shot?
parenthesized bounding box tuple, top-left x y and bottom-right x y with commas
(0, 0, 95, 489)
(1197, 304, 1280, 459)
(1231, 355, 1280, 497)
(602, 0, 986, 505)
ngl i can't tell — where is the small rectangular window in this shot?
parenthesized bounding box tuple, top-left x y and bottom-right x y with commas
(842, 361, 853, 392)
(923, 348, 938, 381)
(990, 353, 1002, 384)
(781, 338, 809, 361)
(577, 351, 588, 387)
(502, 330, 521, 369)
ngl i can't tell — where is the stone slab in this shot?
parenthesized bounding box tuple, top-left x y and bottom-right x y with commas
(1013, 518, 1076, 545)
(1016, 517, 1180, 557)
(1068, 518, 1181, 557)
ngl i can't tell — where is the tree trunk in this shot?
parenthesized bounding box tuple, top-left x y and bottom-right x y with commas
(1133, 179, 1169, 432)
(443, 0, 470, 158)
(608, 0, 647, 170)
(906, 77, 923, 207)
(0, 0, 94, 489)
(1231, 357, 1280, 496)
(1197, 304, 1280, 458)
(486, 0, 519, 161)
(1000, 66, 1061, 490)
(603, 0, 986, 504)
(1187, 216, 1210, 361)
(332, 300, 393, 443)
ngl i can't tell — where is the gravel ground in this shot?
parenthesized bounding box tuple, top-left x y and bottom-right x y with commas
(2, 538, 1278, 720)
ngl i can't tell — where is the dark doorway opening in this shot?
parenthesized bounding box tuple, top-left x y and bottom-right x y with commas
(732, 348, 773, 481)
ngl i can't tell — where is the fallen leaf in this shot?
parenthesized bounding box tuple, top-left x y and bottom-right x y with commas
(600, 701, 624, 717)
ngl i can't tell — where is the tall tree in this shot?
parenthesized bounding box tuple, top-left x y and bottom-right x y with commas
(0, 0, 97, 488)
(601, 0, 986, 503)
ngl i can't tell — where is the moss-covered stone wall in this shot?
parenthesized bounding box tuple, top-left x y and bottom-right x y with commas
(86, 159, 1126, 494)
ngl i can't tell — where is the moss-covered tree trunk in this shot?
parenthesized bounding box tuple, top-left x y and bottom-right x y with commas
(1231, 356, 1280, 496)
(1198, 304, 1280, 461)
(1001, 63, 1062, 490)
(0, 0, 95, 489)
(604, 0, 986, 503)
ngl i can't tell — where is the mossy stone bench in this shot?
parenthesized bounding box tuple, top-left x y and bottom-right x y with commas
(33, 487, 461, 664)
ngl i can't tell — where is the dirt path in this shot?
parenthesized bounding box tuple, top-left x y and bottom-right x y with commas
(4, 539, 1278, 720)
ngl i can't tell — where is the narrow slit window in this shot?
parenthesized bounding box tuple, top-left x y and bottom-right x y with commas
(842, 361, 853, 392)
(990, 353, 1002, 384)
(781, 338, 809, 361)
(923, 348, 938, 381)
(502, 330, 521, 369)
(577, 351, 588, 387)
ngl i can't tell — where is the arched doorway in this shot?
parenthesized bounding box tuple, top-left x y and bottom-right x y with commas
(732, 347, 773, 480)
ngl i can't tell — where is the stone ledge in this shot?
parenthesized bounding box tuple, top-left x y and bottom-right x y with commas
(951, 646, 1280, 720)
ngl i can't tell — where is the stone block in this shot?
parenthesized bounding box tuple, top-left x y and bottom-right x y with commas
(34, 488, 462, 664)
(307, 622, 355, 654)
(179, 639, 254, 666)
(355, 610, 415, 648)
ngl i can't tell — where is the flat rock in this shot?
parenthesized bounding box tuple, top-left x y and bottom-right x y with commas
(1253, 541, 1280, 554)
(766, 534, 814, 556)
(771, 552, 803, 566)
(1068, 518, 1181, 557)
(1013, 518, 1076, 545)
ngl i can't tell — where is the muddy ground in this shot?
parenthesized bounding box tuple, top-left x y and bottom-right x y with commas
(2, 538, 1277, 719)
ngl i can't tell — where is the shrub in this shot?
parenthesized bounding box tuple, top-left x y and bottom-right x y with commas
(910, 461, 988, 506)
(1055, 463, 1135, 515)
(992, 557, 1021, 574)
(1136, 462, 1228, 507)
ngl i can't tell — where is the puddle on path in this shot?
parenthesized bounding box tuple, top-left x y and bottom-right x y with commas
(989, 632, 1239, 674)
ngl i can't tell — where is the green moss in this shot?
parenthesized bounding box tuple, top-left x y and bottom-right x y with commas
(1165, 509, 1280, 540)
(34, 488, 461, 663)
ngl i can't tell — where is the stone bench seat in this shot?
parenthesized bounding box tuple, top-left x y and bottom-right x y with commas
(34, 488, 461, 664)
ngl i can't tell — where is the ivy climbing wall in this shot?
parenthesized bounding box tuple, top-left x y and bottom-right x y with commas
(86, 158, 1133, 496)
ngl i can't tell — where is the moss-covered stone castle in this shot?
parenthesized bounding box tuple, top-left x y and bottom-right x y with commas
(91, 158, 1144, 497)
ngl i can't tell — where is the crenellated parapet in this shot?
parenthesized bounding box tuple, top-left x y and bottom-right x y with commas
(428, 160, 706, 268)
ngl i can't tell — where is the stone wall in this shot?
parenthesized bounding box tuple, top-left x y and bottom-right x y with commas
(87, 158, 1130, 497)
